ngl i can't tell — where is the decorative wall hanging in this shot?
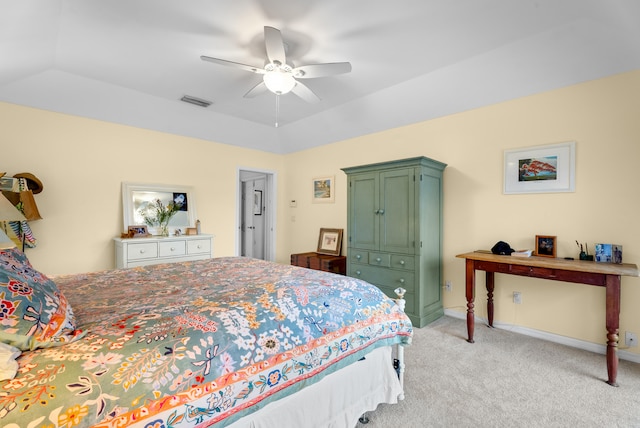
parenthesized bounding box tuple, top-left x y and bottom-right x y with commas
(312, 176, 335, 203)
(504, 142, 576, 194)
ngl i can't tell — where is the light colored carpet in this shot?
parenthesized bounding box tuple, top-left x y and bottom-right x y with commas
(357, 316, 640, 427)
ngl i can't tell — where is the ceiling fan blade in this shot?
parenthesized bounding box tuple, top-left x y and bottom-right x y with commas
(264, 26, 286, 65)
(244, 81, 268, 98)
(293, 62, 352, 79)
(200, 55, 265, 74)
(291, 81, 321, 103)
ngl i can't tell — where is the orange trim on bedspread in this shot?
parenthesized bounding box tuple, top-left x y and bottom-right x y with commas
(96, 312, 408, 427)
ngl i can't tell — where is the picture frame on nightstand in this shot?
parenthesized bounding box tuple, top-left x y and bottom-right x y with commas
(317, 228, 343, 256)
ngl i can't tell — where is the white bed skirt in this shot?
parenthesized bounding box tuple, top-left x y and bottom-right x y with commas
(227, 346, 402, 428)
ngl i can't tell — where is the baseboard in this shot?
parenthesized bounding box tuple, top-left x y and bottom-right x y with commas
(444, 309, 640, 364)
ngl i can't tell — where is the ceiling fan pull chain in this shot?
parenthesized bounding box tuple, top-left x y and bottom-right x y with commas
(275, 94, 280, 128)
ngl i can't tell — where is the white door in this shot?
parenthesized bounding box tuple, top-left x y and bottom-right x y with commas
(241, 178, 265, 259)
(238, 170, 275, 261)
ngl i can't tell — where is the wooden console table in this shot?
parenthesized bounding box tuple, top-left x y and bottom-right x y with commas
(456, 251, 639, 386)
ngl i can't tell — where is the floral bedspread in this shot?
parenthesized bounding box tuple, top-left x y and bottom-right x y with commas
(1, 257, 412, 427)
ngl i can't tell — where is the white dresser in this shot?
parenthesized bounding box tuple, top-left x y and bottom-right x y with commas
(114, 234, 213, 268)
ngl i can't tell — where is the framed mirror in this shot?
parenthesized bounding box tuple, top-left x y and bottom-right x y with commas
(122, 182, 197, 236)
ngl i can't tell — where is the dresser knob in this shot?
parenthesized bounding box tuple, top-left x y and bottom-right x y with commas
(400, 260, 405, 265)
(356, 254, 361, 259)
(356, 270, 361, 276)
(399, 278, 405, 284)
(376, 257, 381, 263)
(378, 209, 384, 215)
(197, 245, 201, 249)
(139, 249, 145, 253)
(170, 247, 175, 251)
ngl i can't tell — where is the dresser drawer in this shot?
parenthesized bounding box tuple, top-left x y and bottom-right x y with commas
(349, 264, 415, 291)
(127, 242, 158, 260)
(368, 252, 391, 267)
(159, 240, 186, 257)
(390, 254, 415, 271)
(188, 239, 211, 255)
(350, 250, 369, 265)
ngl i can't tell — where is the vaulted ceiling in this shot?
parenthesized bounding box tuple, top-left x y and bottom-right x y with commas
(1, 1, 639, 153)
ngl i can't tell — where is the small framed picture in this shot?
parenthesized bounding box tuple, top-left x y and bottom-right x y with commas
(317, 228, 343, 256)
(535, 235, 557, 258)
(253, 190, 263, 215)
(312, 176, 335, 203)
(128, 225, 150, 238)
(504, 142, 576, 194)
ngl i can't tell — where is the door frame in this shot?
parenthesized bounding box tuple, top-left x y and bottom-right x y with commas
(236, 167, 277, 261)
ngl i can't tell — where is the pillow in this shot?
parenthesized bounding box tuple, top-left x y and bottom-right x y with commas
(0, 342, 20, 381)
(0, 247, 83, 351)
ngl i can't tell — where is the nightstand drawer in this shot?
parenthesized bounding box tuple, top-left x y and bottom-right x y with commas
(159, 241, 186, 257)
(188, 239, 211, 255)
(127, 242, 158, 260)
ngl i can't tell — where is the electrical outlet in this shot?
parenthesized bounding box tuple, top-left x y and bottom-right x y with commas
(513, 291, 522, 304)
(625, 331, 637, 347)
(445, 280, 452, 292)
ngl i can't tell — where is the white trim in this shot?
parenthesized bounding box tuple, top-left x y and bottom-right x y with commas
(444, 309, 640, 364)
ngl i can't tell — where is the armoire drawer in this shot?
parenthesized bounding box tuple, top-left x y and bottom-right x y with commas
(368, 252, 391, 267)
(127, 242, 158, 260)
(390, 254, 415, 271)
(159, 241, 186, 257)
(349, 265, 415, 292)
(350, 250, 369, 265)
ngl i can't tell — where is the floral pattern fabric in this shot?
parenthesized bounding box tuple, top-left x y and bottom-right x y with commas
(0, 248, 82, 351)
(0, 257, 412, 427)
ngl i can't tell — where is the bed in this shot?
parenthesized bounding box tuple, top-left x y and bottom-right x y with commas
(0, 247, 412, 427)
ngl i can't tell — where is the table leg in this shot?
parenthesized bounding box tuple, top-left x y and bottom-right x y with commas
(465, 259, 475, 343)
(605, 275, 621, 386)
(486, 271, 495, 328)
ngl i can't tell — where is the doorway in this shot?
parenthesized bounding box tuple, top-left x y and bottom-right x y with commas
(237, 168, 276, 261)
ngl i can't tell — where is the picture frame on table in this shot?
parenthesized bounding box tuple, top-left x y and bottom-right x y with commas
(317, 228, 343, 256)
(504, 142, 576, 194)
(127, 225, 150, 238)
(312, 176, 335, 203)
(535, 235, 557, 258)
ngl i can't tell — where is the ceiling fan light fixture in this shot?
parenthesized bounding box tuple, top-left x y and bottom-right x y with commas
(263, 69, 296, 95)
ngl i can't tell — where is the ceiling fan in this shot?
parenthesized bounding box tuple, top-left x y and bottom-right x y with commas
(201, 26, 352, 104)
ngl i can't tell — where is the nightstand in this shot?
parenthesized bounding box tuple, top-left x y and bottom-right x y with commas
(291, 252, 346, 275)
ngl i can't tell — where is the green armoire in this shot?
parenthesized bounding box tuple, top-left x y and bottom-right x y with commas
(341, 157, 446, 327)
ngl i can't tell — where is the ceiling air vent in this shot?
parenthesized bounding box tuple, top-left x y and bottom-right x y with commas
(180, 95, 212, 108)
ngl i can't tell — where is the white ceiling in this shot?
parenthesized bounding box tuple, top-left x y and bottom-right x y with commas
(1, 1, 639, 154)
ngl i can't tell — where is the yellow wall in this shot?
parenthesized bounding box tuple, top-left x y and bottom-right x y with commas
(0, 106, 286, 273)
(1, 70, 639, 354)
(286, 69, 640, 351)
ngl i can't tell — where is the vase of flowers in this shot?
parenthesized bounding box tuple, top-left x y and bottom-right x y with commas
(141, 198, 182, 237)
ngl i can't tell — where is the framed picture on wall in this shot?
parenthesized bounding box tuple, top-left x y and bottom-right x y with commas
(254, 190, 263, 215)
(317, 228, 343, 256)
(312, 176, 335, 203)
(535, 235, 557, 258)
(504, 142, 576, 194)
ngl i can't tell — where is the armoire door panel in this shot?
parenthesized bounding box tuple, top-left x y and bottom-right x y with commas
(380, 169, 415, 254)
